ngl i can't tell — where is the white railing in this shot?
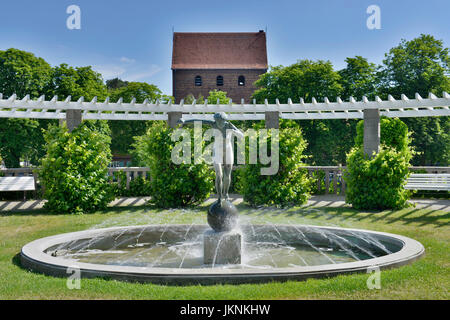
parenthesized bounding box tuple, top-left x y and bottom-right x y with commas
(304, 166, 347, 195)
(0, 92, 449, 120)
(0, 167, 150, 190)
(107, 167, 150, 189)
(3, 166, 449, 194)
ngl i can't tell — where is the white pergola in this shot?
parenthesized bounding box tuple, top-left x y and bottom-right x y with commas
(0, 92, 448, 121)
(1, 92, 449, 156)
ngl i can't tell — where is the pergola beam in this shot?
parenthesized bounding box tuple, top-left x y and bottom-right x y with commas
(0, 107, 447, 121)
(1, 93, 449, 115)
(0, 92, 449, 156)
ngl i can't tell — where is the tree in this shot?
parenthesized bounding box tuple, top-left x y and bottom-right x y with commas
(45, 63, 108, 101)
(253, 60, 342, 104)
(379, 34, 449, 98)
(183, 93, 205, 104)
(108, 82, 167, 155)
(0, 48, 51, 98)
(44, 63, 111, 141)
(331, 56, 381, 164)
(252, 60, 347, 165)
(0, 118, 41, 167)
(338, 56, 378, 101)
(207, 89, 230, 104)
(0, 49, 53, 167)
(379, 34, 450, 165)
(106, 78, 129, 90)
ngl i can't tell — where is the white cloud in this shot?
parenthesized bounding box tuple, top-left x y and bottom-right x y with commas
(92, 57, 161, 82)
(93, 65, 126, 80)
(125, 64, 162, 81)
(119, 56, 136, 63)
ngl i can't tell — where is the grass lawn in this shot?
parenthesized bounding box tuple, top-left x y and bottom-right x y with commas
(0, 200, 449, 300)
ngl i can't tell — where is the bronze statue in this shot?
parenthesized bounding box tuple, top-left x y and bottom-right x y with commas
(177, 112, 243, 231)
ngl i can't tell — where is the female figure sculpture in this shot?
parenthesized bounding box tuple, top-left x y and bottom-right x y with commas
(178, 112, 243, 231)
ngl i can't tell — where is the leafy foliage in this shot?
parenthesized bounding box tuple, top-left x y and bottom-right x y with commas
(355, 117, 411, 152)
(252, 59, 356, 165)
(183, 93, 205, 104)
(132, 122, 214, 207)
(110, 171, 152, 197)
(106, 78, 129, 90)
(379, 34, 449, 98)
(109, 81, 164, 104)
(345, 118, 413, 210)
(45, 63, 108, 101)
(0, 49, 53, 167)
(240, 126, 312, 206)
(338, 56, 379, 101)
(207, 89, 230, 104)
(402, 117, 449, 166)
(39, 123, 114, 214)
(107, 81, 167, 155)
(378, 34, 450, 166)
(253, 60, 342, 104)
(0, 48, 52, 98)
(0, 118, 42, 167)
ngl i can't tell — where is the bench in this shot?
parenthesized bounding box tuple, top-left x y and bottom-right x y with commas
(405, 174, 450, 191)
(0, 176, 36, 200)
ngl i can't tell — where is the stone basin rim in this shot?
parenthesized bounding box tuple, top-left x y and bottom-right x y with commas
(20, 224, 425, 284)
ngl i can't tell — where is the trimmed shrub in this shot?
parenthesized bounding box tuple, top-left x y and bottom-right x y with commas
(355, 117, 411, 152)
(240, 127, 312, 206)
(132, 121, 214, 207)
(39, 123, 114, 214)
(344, 117, 413, 210)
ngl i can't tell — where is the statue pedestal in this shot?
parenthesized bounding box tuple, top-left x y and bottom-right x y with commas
(203, 230, 242, 265)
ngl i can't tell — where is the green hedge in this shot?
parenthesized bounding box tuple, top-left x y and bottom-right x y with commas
(39, 124, 114, 214)
(345, 117, 413, 210)
(132, 122, 214, 207)
(240, 127, 312, 206)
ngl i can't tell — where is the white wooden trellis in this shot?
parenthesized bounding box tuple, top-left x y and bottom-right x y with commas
(0, 92, 448, 121)
(1, 91, 449, 157)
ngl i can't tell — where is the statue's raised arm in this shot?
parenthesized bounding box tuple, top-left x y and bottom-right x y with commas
(227, 122, 244, 139)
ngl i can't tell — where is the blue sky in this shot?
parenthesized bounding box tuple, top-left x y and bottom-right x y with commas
(0, 0, 448, 95)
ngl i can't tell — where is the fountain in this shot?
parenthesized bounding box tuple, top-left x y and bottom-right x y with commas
(179, 112, 243, 266)
(20, 114, 425, 284)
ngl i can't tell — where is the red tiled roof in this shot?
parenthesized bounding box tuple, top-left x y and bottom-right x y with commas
(172, 32, 268, 70)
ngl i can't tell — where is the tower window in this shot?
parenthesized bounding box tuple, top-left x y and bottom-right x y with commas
(195, 75, 202, 86)
(238, 75, 245, 86)
(216, 75, 224, 86)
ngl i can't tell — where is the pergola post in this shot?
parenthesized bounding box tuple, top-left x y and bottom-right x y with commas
(363, 108, 380, 157)
(265, 111, 279, 129)
(64, 109, 82, 132)
(167, 112, 182, 128)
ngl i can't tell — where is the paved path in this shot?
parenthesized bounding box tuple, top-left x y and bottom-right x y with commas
(305, 195, 450, 212)
(0, 195, 448, 213)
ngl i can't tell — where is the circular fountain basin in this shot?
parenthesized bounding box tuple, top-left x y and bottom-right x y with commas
(20, 224, 424, 285)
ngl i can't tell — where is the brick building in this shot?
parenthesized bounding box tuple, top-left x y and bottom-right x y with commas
(172, 31, 268, 103)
